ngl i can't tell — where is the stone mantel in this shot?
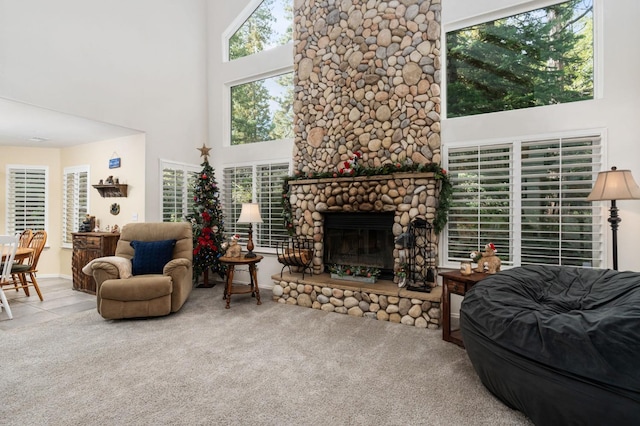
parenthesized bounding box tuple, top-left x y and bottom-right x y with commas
(287, 172, 435, 187)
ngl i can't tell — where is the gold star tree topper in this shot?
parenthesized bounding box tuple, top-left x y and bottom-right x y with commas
(198, 144, 211, 162)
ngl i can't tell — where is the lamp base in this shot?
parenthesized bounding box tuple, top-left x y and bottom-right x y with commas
(244, 251, 257, 258)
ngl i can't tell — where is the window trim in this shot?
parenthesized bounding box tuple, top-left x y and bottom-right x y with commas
(445, 0, 577, 33)
(62, 165, 90, 249)
(441, 128, 607, 270)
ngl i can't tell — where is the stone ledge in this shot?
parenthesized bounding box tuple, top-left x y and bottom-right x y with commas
(273, 272, 441, 302)
(271, 272, 441, 329)
(286, 172, 436, 186)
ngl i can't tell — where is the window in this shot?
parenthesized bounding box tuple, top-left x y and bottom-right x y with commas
(228, 0, 293, 61)
(445, 133, 603, 268)
(161, 161, 199, 222)
(231, 71, 294, 145)
(62, 166, 89, 246)
(225, 0, 294, 146)
(223, 162, 290, 251)
(446, 0, 594, 117)
(6, 166, 48, 235)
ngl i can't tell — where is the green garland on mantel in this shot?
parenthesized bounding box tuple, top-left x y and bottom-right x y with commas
(281, 162, 452, 235)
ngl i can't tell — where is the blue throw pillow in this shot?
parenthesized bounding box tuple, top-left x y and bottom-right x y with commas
(130, 239, 176, 275)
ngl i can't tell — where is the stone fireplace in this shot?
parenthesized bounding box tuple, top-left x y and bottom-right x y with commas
(287, 172, 440, 281)
(271, 0, 443, 329)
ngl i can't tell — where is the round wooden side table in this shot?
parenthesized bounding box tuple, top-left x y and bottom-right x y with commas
(219, 255, 263, 309)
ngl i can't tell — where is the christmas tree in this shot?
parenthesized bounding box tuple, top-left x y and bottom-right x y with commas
(188, 145, 226, 287)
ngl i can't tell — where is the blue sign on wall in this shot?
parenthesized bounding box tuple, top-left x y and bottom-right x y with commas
(109, 158, 121, 169)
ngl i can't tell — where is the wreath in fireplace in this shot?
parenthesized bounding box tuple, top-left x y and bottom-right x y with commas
(281, 161, 452, 235)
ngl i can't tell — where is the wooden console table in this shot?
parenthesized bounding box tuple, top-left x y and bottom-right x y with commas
(220, 255, 263, 309)
(439, 270, 488, 347)
(71, 232, 120, 294)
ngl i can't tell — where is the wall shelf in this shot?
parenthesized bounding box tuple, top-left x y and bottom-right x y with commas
(93, 184, 128, 197)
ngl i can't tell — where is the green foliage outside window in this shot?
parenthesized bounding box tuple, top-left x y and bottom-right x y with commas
(228, 0, 293, 145)
(446, 0, 593, 118)
(229, 0, 292, 61)
(231, 72, 294, 145)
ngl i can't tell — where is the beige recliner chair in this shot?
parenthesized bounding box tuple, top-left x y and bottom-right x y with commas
(88, 222, 193, 319)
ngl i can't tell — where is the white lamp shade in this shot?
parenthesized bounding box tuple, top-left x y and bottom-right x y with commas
(587, 168, 640, 201)
(237, 203, 263, 223)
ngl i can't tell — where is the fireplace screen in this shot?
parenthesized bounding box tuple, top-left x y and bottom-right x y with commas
(323, 212, 395, 278)
(402, 218, 436, 292)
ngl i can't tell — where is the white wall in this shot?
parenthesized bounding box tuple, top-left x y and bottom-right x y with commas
(442, 0, 640, 272)
(0, 0, 209, 221)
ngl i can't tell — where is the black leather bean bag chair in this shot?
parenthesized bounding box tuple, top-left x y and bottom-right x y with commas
(460, 265, 640, 426)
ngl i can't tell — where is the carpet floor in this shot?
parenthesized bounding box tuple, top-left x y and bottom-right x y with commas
(2, 285, 532, 425)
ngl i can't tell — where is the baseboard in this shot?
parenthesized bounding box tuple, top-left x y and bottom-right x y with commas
(39, 273, 71, 280)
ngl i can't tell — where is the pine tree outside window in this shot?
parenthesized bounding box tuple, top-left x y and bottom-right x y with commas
(62, 165, 89, 247)
(446, 0, 594, 118)
(230, 72, 293, 145)
(6, 165, 48, 235)
(226, 0, 293, 146)
(444, 132, 604, 268)
(228, 0, 292, 61)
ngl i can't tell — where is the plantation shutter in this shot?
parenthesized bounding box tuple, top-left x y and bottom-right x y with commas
(256, 163, 289, 247)
(161, 162, 199, 222)
(62, 167, 89, 245)
(162, 168, 185, 222)
(222, 166, 253, 240)
(446, 134, 603, 268)
(447, 145, 513, 264)
(7, 166, 47, 234)
(520, 136, 603, 267)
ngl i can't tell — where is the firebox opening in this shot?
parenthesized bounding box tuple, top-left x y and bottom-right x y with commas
(323, 212, 395, 279)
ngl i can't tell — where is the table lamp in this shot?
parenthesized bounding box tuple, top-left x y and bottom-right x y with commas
(587, 166, 640, 270)
(237, 203, 263, 258)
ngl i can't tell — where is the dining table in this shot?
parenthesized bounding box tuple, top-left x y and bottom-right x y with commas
(1, 247, 34, 262)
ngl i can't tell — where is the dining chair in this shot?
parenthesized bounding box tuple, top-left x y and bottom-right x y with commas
(0, 235, 19, 319)
(18, 229, 33, 248)
(8, 230, 47, 301)
(6, 229, 34, 294)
